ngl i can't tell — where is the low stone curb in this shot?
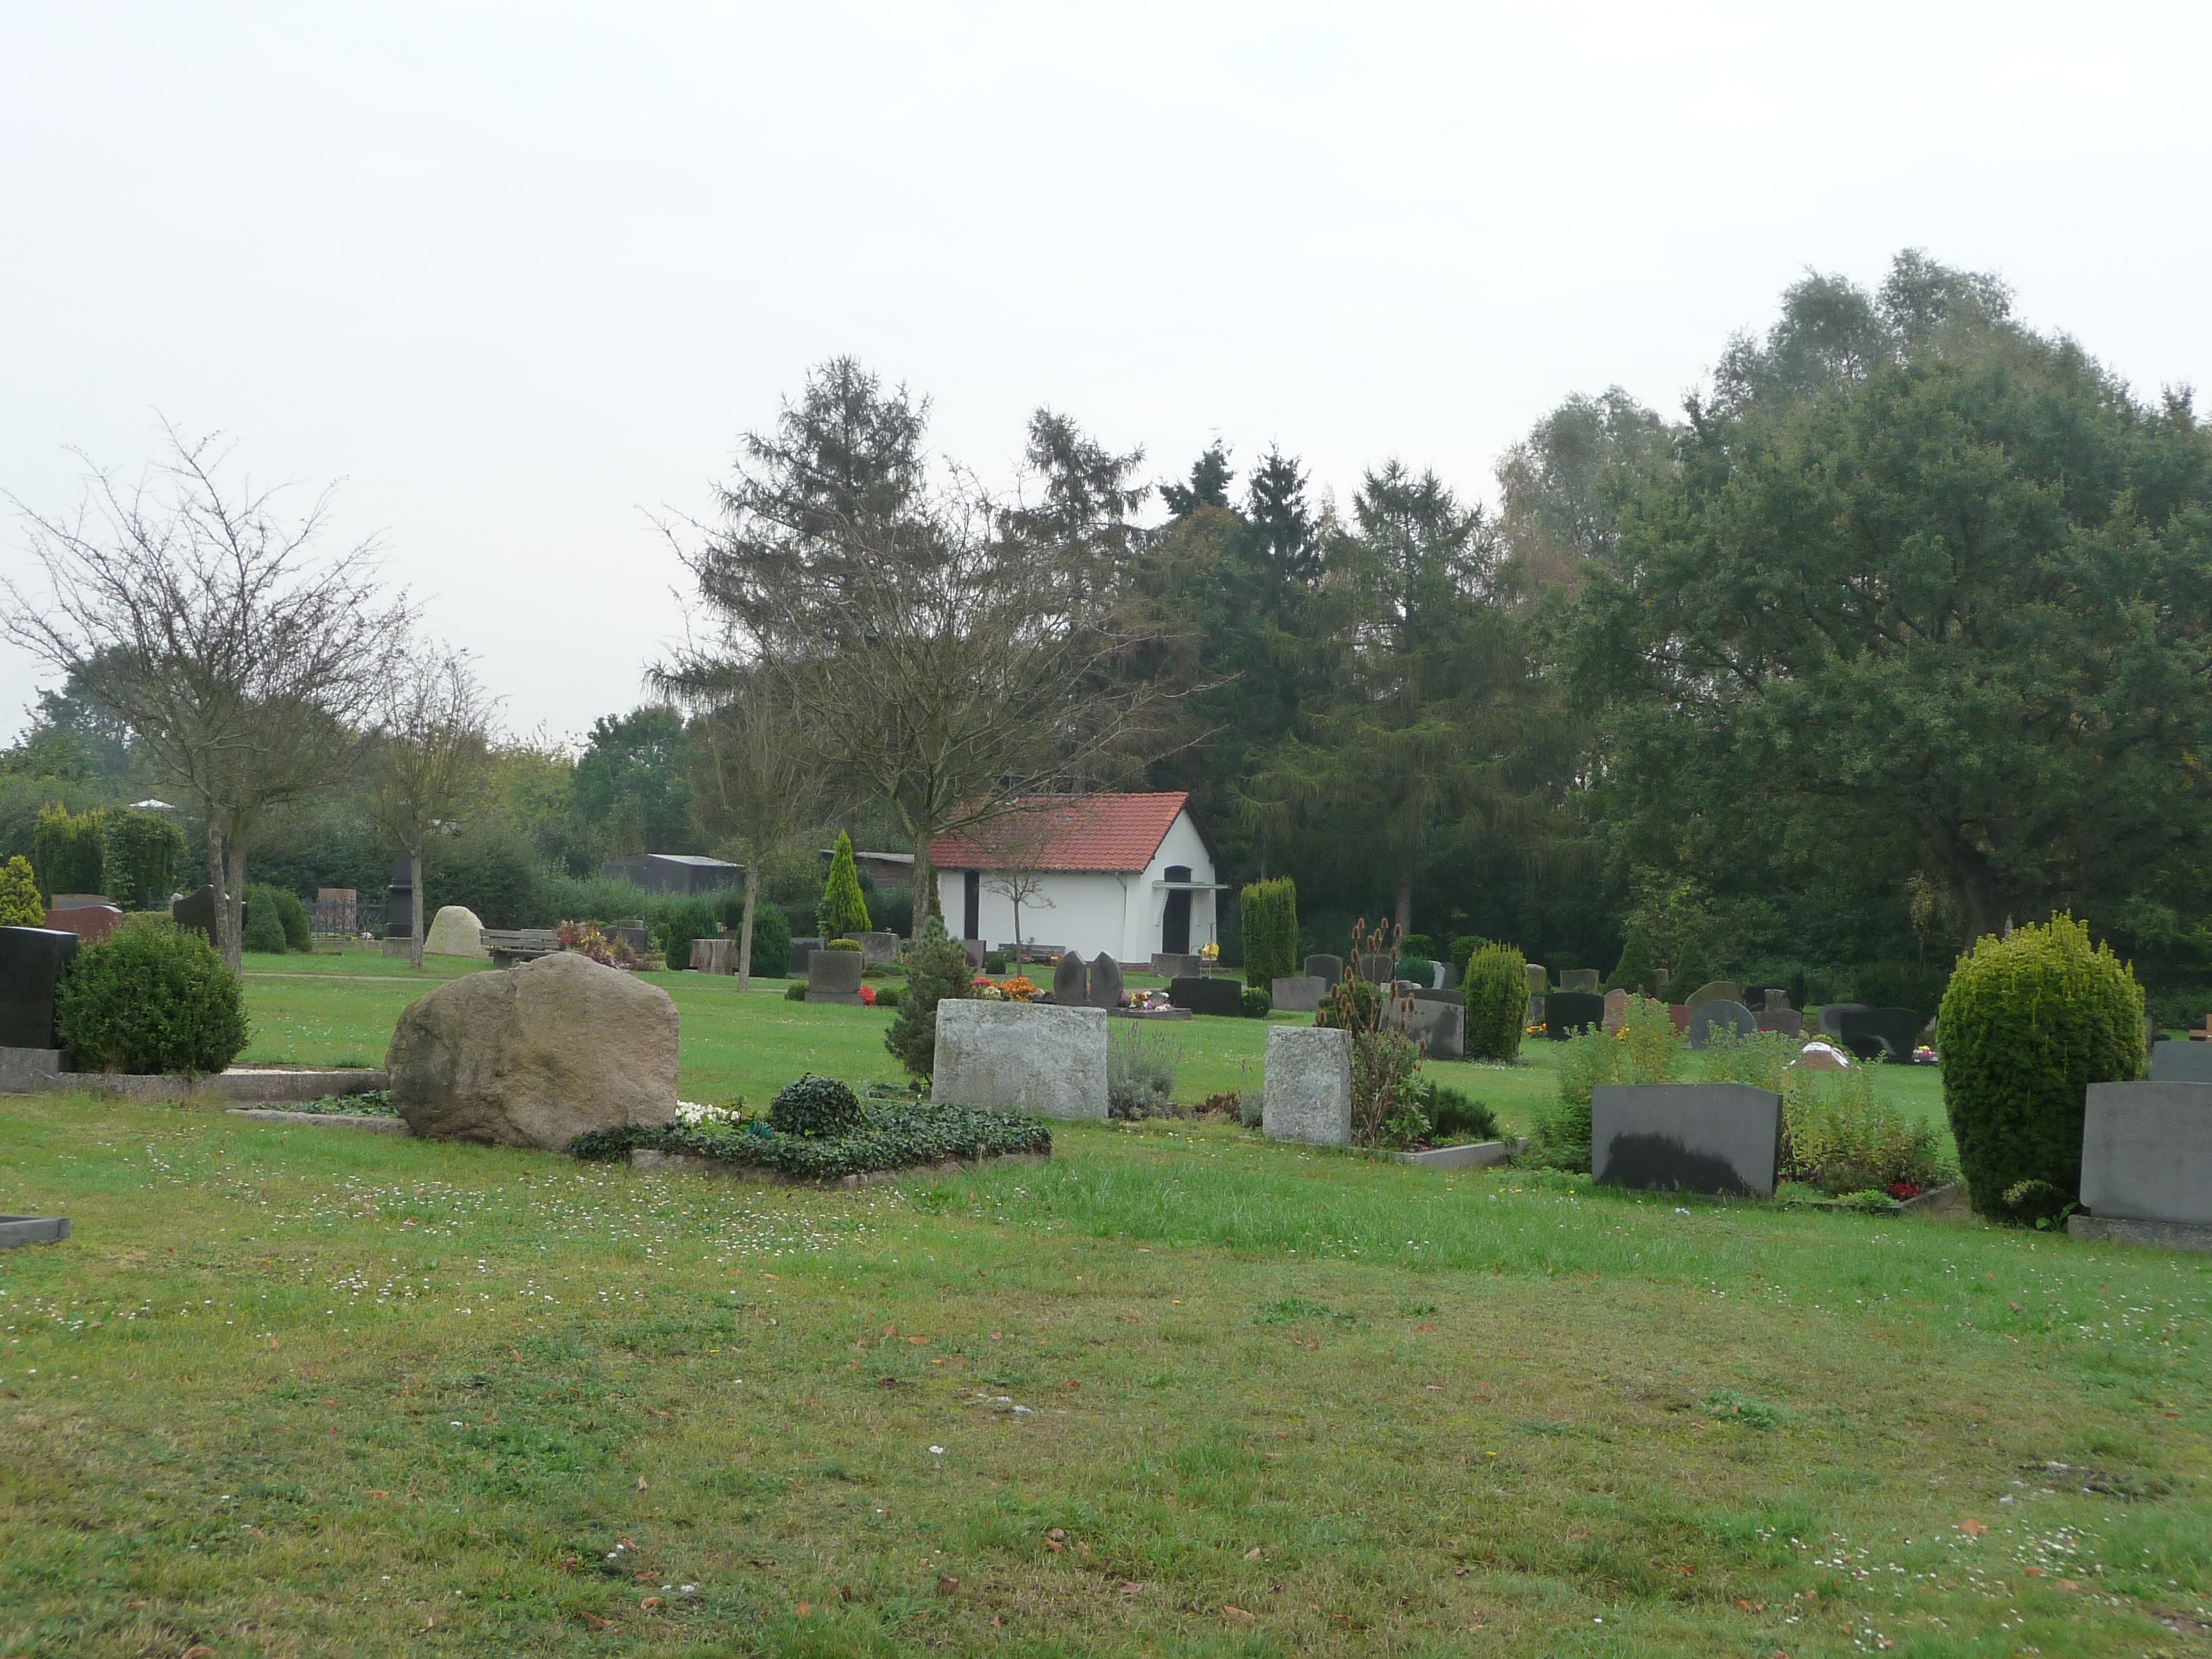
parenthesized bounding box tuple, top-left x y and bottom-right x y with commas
(0, 1215, 70, 1249)
(2067, 1213, 2212, 1254)
(1397, 1139, 1522, 1170)
(3, 1061, 389, 1105)
(225, 1109, 412, 1135)
(630, 1148, 1050, 1190)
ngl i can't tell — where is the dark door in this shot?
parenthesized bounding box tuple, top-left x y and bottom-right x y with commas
(1162, 865, 1191, 954)
(963, 870, 981, 940)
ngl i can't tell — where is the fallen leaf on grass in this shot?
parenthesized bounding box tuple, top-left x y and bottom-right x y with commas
(643, 1406, 671, 1420)
(576, 1610, 611, 1631)
(1244, 1546, 1262, 1559)
(183, 1649, 217, 1658)
(1118, 1582, 1145, 1596)
(1224, 1606, 1254, 1622)
(909, 1336, 929, 1345)
(636, 1477, 649, 1491)
(1958, 1519, 1986, 1536)
(639, 1596, 662, 1610)
(634, 1570, 659, 1584)
(2056, 1579, 2082, 1591)
(794, 1601, 812, 1617)
(938, 1576, 960, 1594)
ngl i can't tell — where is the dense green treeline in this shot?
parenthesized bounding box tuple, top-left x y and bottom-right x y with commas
(6, 252, 2209, 1016)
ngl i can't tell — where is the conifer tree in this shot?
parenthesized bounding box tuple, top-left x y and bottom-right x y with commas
(820, 831, 872, 938)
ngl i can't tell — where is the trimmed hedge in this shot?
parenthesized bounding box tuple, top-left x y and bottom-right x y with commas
(55, 915, 249, 1075)
(1939, 914, 2145, 1222)
(1463, 943, 1528, 1062)
(1240, 878, 1299, 988)
(33, 802, 104, 899)
(572, 1099, 1051, 1181)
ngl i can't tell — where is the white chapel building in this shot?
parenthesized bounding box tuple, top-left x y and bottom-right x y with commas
(931, 792, 1221, 966)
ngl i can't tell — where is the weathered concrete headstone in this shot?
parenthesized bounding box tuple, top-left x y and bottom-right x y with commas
(1746, 985, 1790, 1013)
(1667, 1004, 1692, 1032)
(385, 950, 680, 1150)
(1592, 1083, 1782, 1198)
(1169, 976, 1244, 1018)
(2151, 1039, 2212, 1082)
(1755, 1009, 1806, 1038)
(1303, 954, 1343, 984)
(855, 930, 901, 965)
(963, 938, 988, 969)
(1545, 990, 1605, 1038)
(931, 1000, 1108, 1120)
(1687, 999, 1759, 1050)
(42, 903, 122, 946)
(1527, 993, 1546, 1028)
(806, 948, 866, 1004)
(1087, 953, 1124, 1011)
(1836, 1007, 1923, 1062)
(1682, 981, 1742, 1012)
(1559, 968, 1601, 994)
(1262, 1024, 1352, 1146)
(0, 927, 79, 1051)
(1270, 975, 1325, 1013)
(2077, 1081, 2212, 1230)
(1525, 963, 1548, 996)
(1051, 952, 1089, 1006)
(689, 936, 737, 974)
(1602, 988, 1630, 1033)
(789, 937, 825, 977)
(1816, 1002, 1869, 1038)
(1393, 997, 1464, 1061)
(423, 905, 488, 959)
(1356, 952, 1396, 986)
(171, 884, 219, 943)
(1152, 952, 1205, 981)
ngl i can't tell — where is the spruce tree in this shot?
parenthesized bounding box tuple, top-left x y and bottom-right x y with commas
(820, 831, 872, 938)
(886, 916, 972, 1080)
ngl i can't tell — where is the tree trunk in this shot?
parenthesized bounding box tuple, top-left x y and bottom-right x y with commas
(1946, 840, 2003, 947)
(911, 835, 934, 947)
(204, 820, 229, 963)
(1395, 865, 1413, 939)
(737, 863, 758, 993)
(222, 839, 248, 974)
(408, 850, 425, 970)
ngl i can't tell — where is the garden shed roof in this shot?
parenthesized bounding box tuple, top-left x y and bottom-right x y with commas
(931, 792, 1196, 873)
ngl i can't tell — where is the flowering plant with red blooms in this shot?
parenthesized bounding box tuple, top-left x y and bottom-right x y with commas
(1887, 1180, 1922, 1200)
(859, 983, 876, 1006)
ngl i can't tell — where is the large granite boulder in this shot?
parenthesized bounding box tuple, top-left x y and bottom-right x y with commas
(385, 951, 679, 1148)
(423, 904, 488, 958)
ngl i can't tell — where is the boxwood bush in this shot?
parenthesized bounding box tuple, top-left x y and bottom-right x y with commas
(769, 1073, 864, 1137)
(573, 1098, 1051, 1180)
(1939, 913, 2144, 1222)
(55, 916, 249, 1075)
(1463, 943, 1528, 1062)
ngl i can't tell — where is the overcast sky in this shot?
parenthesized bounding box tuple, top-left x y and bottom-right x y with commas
(4, 1, 2208, 747)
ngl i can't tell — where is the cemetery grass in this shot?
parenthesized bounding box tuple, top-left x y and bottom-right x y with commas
(4, 1098, 2211, 1656)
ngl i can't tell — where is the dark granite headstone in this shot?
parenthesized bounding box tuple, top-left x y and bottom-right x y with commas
(963, 938, 988, 969)
(609, 924, 649, 956)
(0, 927, 80, 1050)
(1544, 990, 1605, 1038)
(172, 884, 219, 943)
(1836, 1007, 1923, 1062)
(1354, 952, 1396, 986)
(1052, 952, 1088, 1005)
(789, 937, 825, 977)
(1687, 999, 1759, 1050)
(2151, 1039, 2212, 1083)
(1303, 954, 1343, 984)
(384, 853, 413, 938)
(1593, 1083, 1782, 1198)
(1087, 953, 1123, 1011)
(1755, 1009, 1805, 1038)
(1817, 1002, 1870, 1038)
(1169, 976, 1244, 1018)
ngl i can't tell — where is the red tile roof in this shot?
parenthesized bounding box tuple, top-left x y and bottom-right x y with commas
(931, 793, 1192, 874)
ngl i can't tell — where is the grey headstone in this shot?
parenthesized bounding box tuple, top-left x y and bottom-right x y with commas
(1152, 952, 1205, 981)
(1683, 981, 1742, 1013)
(855, 930, 901, 965)
(1087, 953, 1124, 1011)
(1355, 952, 1396, 985)
(1559, 968, 1601, 994)
(963, 938, 988, 969)
(1836, 1007, 1923, 1062)
(0, 1046, 63, 1091)
(1602, 988, 1629, 1032)
(931, 1000, 1108, 1120)
(1169, 977, 1243, 1018)
(0, 928, 79, 1052)
(1051, 952, 1088, 1006)
(2080, 1080, 2212, 1227)
(1262, 1025, 1352, 1146)
(1817, 1002, 1869, 1038)
(1687, 999, 1759, 1050)
(1592, 1083, 1782, 1199)
(1303, 954, 1343, 984)
(805, 948, 866, 1004)
(1755, 1009, 1805, 1038)
(1746, 986, 1790, 1013)
(1545, 991, 1605, 1038)
(1395, 997, 1464, 1061)
(1525, 964, 1547, 996)
(1270, 975, 1325, 1013)
(2151, 1040, 2212, 1082)
(1527, 994, 1545, 1027)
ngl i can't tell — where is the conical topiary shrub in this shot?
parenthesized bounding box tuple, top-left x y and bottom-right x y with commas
(819, 831, 872, 940)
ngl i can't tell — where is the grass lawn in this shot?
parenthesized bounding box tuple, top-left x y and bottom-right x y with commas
(6, 961, 2202, 1655)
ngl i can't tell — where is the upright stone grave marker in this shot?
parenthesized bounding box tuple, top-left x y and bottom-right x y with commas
(172, 884, 219, 943)
(1746, 986, 1790, 1013)
(1602, 988, 1629, 1033)
(1394, 997, 1464, 1061)
(42, 904, 122, 946)
(1546, 990, 1605, 1038)
(2150, 1040, 2212, 1083)
(1836, 1007, 1923, 1062)
(806, 949, 865, 1005)
(1303, 954, 1342, 984)
(424, 905, 488, 959)
(1152, 952, 1205, 981)
(689, 936, 737, 974)
(1087, 954, 1123, 1011)
(932, 1000, 1108, 1120)
(1356, 952, 1396, 986)
(1559, 968, 1601, 994)
(1816, 1002, 1869, 1038)
(0, 927, 79, 1052)
(1270, 975, 1325, 1013)
(1683, 981, 1742, 1013)
(1052, 952, 1088, 1006)
(963, 939, 988, 969)
(1169, 977, 1243, 1018)
(1592, 1083, 1782, 1198)
(1755, 1009, 1805, 1038)
(855, 931, 901, 965)
(1262, 1025, 1352, 1146)
(789, 937, 825, 977)
(2071, 1080, 2212, 1248)
(1687, 1000, 1759, 1050)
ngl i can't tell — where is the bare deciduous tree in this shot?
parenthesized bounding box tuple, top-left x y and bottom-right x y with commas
(3, 428, 412, 968)
(367, 644, 495, 968)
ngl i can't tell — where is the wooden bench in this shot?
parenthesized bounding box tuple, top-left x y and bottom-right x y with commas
(483, 928, 561, 968)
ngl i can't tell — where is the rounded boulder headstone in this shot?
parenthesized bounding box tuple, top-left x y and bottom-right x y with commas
(1302, 954, 1343, 984)
(1683, 981, 1743, 1013)
(1051, 952, 1089, 1006)
(1086, 952, 1124, 1011)
(423, 905, 488, 959)
(1687, 999, 1759, 1050)
(1816, 1002, 1870, 1038)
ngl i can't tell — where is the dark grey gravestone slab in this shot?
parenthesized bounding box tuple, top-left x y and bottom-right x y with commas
(1544, 991, 1605, 1038)
(1087, 954, 1123, 1011)
(0, 1215, 69, 1249)
(0, 927, 79, 1051)
(1836, 1007, 1923, 1062)
(806, 949, 865, 1004)
(1817, 1002, 1869, 1038)
(2080, 1080, 2212, 1227)
(963, 938, 988, 969)
(1400, 997, 1464, 1061)
(1270, 975, 1324, 1013)
(1355, 953, 1396, 986)
(1756, 1009, 1805, 1038)
(172, 884, 220, 942)
(789, 938, 824, 976)
(1558, 968, 1601, 994)
(1592, 1083, 1782, 1199)
(1687, 999, 1759, 1050)
(1052, 952, 1088, 1006)
(1303, 954, 1343, 984)
(1169, 976, 1244, 1018)
(2151, 1040, 2212, 1082)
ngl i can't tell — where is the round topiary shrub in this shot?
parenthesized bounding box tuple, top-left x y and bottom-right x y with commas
(1938, 913, 2144, 1223)
(769, 1073, 863, 1138)
(243, 883, 290, 954)
(55, 916, 248, 1075)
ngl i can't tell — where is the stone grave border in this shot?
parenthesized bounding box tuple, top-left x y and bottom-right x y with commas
(0, 1215, 69, 1249)
(632, 1148, 1050, 1190)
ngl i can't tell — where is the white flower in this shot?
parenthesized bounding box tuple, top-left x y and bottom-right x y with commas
(929, 1445, 945, 1455)
(675, 1100, 739, 1126)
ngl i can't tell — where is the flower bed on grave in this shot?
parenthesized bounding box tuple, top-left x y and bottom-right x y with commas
(570, 1080, 1052, 1181)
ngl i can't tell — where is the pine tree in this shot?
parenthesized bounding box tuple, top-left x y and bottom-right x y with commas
(819, 831, 872, 938)
(885, 916, 972, 1079)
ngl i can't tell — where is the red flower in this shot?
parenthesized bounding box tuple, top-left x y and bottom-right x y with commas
(859, 984, 876, 1006)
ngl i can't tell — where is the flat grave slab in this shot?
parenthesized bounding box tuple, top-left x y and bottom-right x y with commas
(2067, 1214, 2212, 1254)
(1592, 1082, 1783, 1199)
(1397, 1139, 1518, 1170)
